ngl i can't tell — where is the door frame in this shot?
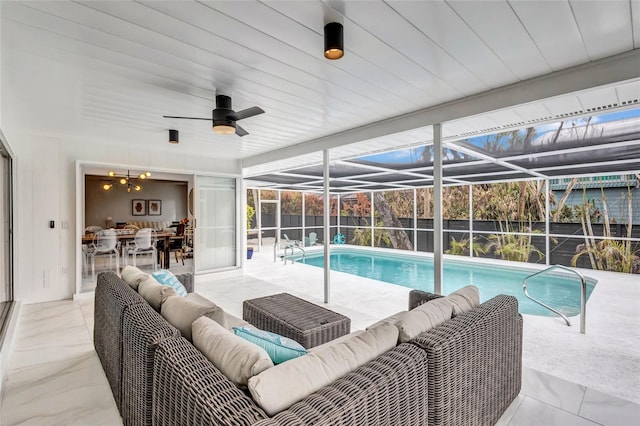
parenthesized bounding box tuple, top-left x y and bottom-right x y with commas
(74, 161, 242, 297)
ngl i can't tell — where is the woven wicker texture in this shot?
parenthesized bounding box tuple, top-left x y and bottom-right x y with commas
(243, 293, 350, 348)
(174, 273, 194, 293)
(93, 271, 192, 413)
(411, 295, 522, 426)
(94, 272, 145, 412)
(153, 337, 268, 426)
(253, 343, 429, 426)
(121, 301, 181, 426)
(408, 289, 444, 310)
(94, 272, 520, 426)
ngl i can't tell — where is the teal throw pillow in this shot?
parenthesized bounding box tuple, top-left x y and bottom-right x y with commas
(152, 270, 187, 297)
(233, 326, 306, 364)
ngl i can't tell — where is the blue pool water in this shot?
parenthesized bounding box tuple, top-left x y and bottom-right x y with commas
(298, 248, 597, 317)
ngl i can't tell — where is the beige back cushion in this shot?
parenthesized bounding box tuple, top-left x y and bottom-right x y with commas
(447, 285, 480, 315)
(184, 292, 214, 306)
(179, 293, 250, 330)
(120, 265, 150, 291)
(395, 297, 453, 343)
(161, 294, 225, 341)
(308, 330, 365, 353)
(192, 317, 274, 388)
(365, 310, 408, 331)
(138, 277, 177, 311)
(248, 323, 399, 416)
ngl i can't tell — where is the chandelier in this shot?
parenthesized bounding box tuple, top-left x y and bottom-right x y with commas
(101, 170, 151, 192)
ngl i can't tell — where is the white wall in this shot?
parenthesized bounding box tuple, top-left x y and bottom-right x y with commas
(85, 176, 188, 227)
(2, 51, 242, 304)
(9, 135, 240, 304)
(0, 2, 3, 129)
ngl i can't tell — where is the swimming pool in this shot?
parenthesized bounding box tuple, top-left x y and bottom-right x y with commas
(297, 248, 597, 317)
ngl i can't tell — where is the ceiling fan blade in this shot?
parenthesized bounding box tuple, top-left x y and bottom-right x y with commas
(162, 115, 211, 121)
(233, 106, 265, 121)
(235, 124, 249, 137)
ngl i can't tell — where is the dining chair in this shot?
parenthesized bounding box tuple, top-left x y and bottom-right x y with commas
(89, 229, 120, 280)
(175, 226, 194, 265)
(126, 228, 158, 270)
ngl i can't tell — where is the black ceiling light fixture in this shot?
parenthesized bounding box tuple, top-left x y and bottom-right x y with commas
(324, 22, 344, 60)
(169, 129, 179, 144)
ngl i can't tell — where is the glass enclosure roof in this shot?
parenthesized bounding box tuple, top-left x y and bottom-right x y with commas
(246, 108, 640, 193)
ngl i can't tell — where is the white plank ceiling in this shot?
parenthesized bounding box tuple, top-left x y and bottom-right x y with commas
(2, 0, 640, 177)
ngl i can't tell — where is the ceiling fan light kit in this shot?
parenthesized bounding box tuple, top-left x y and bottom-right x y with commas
(324, 22, 344, 60)
(163, 94, 264, 137)
(213, 124, 236, 135)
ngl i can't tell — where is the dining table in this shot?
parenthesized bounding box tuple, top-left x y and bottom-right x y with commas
(82, 231, 184, 269)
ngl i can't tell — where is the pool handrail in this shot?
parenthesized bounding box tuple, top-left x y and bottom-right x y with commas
(283, 244, 305, 264)
(522, 264, 586, 334)
(273, 237, 305, 264)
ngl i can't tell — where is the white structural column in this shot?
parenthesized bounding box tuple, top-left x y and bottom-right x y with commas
(337, 194, 341, 234)
(433, 124, 443, 294)
(468, 183, 473, 257)
(545, 179, 550, 266)
(413, 188, 417, 252)
(370, 191, 375, 247)
(302, 191, 306, 244)
(257, 191, 262, 248)
(323, 149, 331, 303)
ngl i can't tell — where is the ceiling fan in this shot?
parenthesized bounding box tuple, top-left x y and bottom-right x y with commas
(163, 94, 264, 137)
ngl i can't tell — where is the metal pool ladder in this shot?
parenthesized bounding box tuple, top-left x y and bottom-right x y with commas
(522, 265, 587, 334)
(273, 240, 305, 264)
(283, 244, 305, 264)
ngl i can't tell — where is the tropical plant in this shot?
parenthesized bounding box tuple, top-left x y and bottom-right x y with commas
(551, 177, 578, 222)
(571, 185, 640, 273)
(280, 191, 302, 215)
(351, 221, 392, 247)
(482, 221, 544, 263)
(472, 181, 545, 222)
(246, 205, 255, 230)
(373, 191, 413, 250)
(446, 237, 469, 256)
(445, 236, 487, 257)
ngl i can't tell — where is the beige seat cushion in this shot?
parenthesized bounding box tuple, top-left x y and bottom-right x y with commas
(222, 312, 251, 330)
(248, 323, 398, 416)
(192, 317, 273, 388)
(120, 265, 150, 290)
(138, 277, 177, 311)
(447, 285, 480, 315)
(161, 294, 225, 341)
(395, 297, 453, 343)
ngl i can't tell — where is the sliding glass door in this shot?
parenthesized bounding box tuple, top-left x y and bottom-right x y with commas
(0, 135, 14, 343)
(194, 176, 238, 273)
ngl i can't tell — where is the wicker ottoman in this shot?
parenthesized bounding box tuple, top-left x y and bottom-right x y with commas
(243, 293, 351, 348)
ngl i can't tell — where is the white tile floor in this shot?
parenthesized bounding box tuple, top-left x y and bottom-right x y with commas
(2, 245, 639, 425)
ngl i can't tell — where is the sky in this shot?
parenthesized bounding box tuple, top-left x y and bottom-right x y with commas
(358, 108, 640, 165)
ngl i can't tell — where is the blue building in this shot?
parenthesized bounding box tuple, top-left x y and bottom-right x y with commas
(551, 175, 640, 225)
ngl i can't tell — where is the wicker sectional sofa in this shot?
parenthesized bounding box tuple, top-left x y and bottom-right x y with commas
(94, 271, 522, 426)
